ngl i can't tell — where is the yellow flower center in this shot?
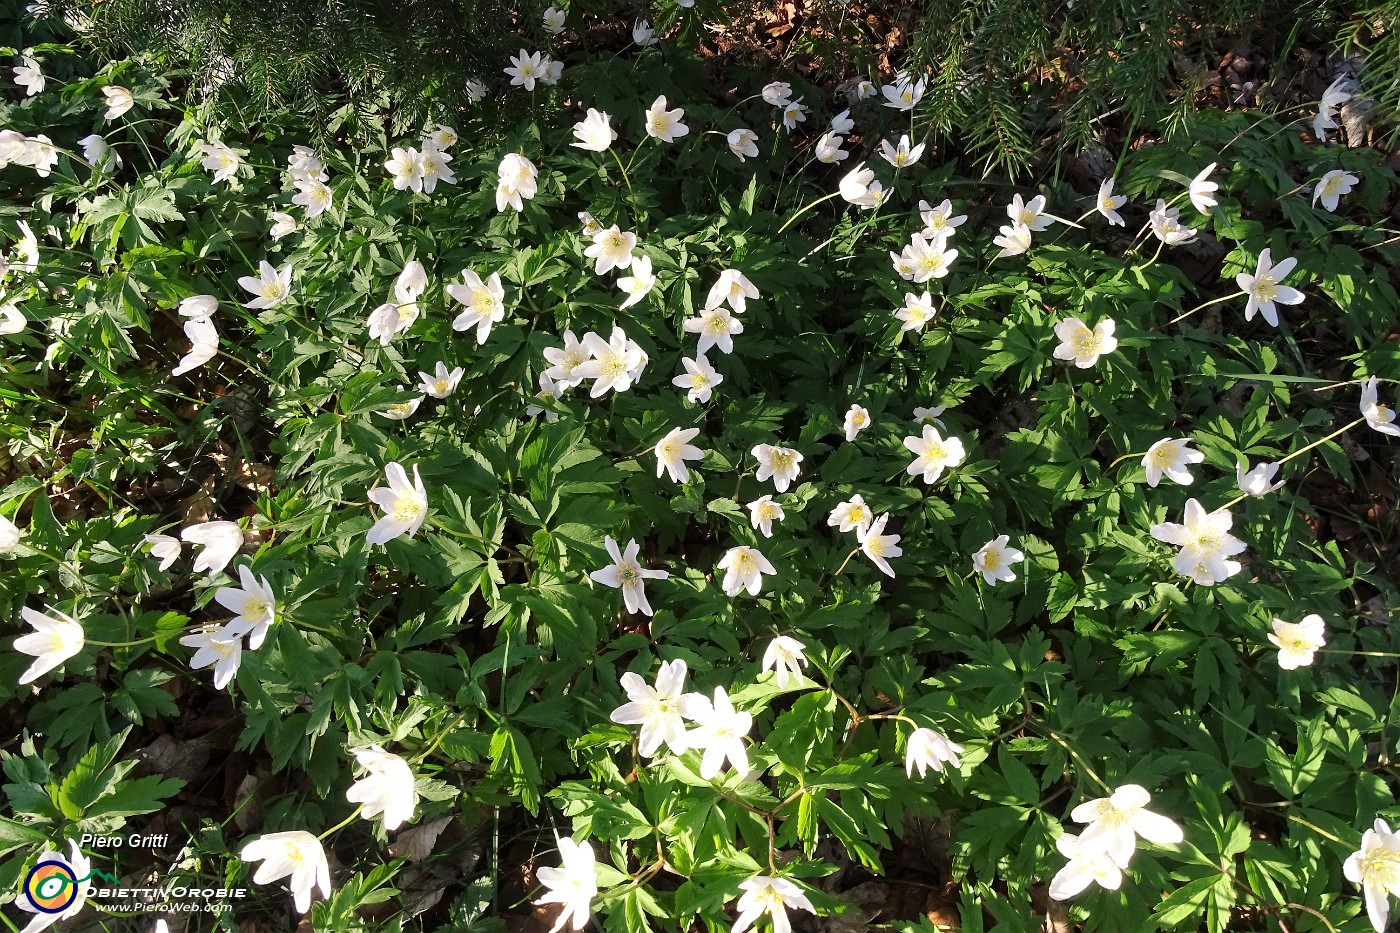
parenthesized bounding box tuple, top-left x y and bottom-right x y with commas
(769, 451, 793, 470)
(1072, 329, 1101, 358)
(618, 562, 640, 586)
(433, 378, 452, 395)
(1253, 276, 1278, 301)
(392, 493, 424, 522)
(981, 548, 1002, 570)
(1149, 446, 1176, 468)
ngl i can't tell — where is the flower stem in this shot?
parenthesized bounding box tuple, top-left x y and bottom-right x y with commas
(1168, 289, 1246, 326)
(1214, 417, 1364, 511)
(776, 190, 844, 236)
(318, 805, 364, 841)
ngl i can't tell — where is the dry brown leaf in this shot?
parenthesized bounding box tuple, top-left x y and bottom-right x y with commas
(388, 816, 453, 864)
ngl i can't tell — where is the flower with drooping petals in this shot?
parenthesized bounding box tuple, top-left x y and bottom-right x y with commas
(181, 521, 243, 574)
(762, 636, 807, 689)
(1361, 377, 1400, 437)
(747, 495, 785, 538)
(240, 831, 331, 915)
(1188, 162, 1219, 214)
(905, 727, 963, 777)
(347, 745, 418, 831)
(535, 837, 599, 933)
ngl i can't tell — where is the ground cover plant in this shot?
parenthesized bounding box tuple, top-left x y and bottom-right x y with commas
(1, 2, 1399, 932)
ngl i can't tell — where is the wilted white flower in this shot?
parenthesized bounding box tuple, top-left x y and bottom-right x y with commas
(181, 521, 243, 575)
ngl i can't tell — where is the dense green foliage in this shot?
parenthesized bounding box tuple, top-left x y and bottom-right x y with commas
(2, 6, 1399, 933)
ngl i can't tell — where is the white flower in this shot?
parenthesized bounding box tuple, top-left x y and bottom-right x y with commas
(645, 95, 690, 142)
(881, 75, 926, 111)
(843, 404, 871, 441)
(1237, 248, 1304, 327)
(718, 546, 777, 597)
(0, 302, 21, 335)
(993, 222, 1033, 258)
(904, 727, 963, 777)
(291, 179, 334, 217)
(578, 211, 603, 237)
(287, 145, 328, 183)
(903, 425, 965, 484)
(673, 354, 724, 404)
(15, 841, 90, 930)
(618, 255, 657, 309)
(536, 837, 599, 933)
(505, 49, 546, 90)
(543, 5, 567, 33)
(585, 225, 637, 275)
(1142, 438, 1205, 487)
(762, 636, 807, 689)
(178, 295, 218, 320)
(1149, 199, 1197, 245)
(747, 495, 785, 538)
(781, 99, 808, 132)
(379, 390, 424, 422)
(1052, 317, 1117, 369)
(269, 211, 299, 240)
(972, 535, 1025, 586)
(466, 78, 487, 102)
(181, 521, 243, 574)
(1236, 461, 1285, 496)
(655, 427, 705, 483)
(366, 302, 413, 346)
(878, 134, 925, 169)
(526, 373, 561, 421)
(1188, 162, 1219, 214)
(728, 128, 760, 161)
(238, 260, 293, 310)
(1313, 75, 1353, 143)
(838, 162, 883, 209)
(496, 152, 539, 213)
(731, 876, 816, 933)
(1007, 194, 1052, 232)
(1096, 178, 1127, 226)
(447, 269, 507, 344)
(366, 463, 429, 546)
(827, 494, 872, 534)
(857, 513, 902, 578)
(13, 606, 84, 685)
(1345, 818, 1400, 933)
(0, 514, 22, 551)
(543, 329, 590, 388)
(179, 624, 243, 690)
(171, 318, 219, 376)
(1048, 833, 1125, 901)
(705, 269, 759, 313)
(13, 55, 44, 96)
(240, 831, 331, 914)
(199, 141, 245, 184)
(684, 307, 744, 355)
(1149, 498, 1247, 586)
(542, 58, 564, 85)
(814, 131, 848, 164)
(895, 291, 937, 331)
(752, 443, 802, 492)
(346, 745, 418, 831)
(424, 125, 458, 150)
(386, 146, 424, 192)
(632, 18, 657, 46)
(574, 327, 647, 396)
(1268, 614, 1326, 670)
(1361, 377, 1400, 437)
(891, 232, 958, 284)
(417, 144, 455, 193)
(77, 134, 121, 172)
(418, 361, 465, 399)
(919, 199, 966, 239)
(215, 564, 278, 649)
(1313, 169, 1359, 212)
(830, 108, 855, 134)
(395, 260, 427, 301)
(572, 109, 617, 152)
(591, 536, 669, 616)
(610, 659, 702, 756)
(101, 84, 135, 119)
(1072, 784, 1184, 867)
(684, 686, 753, 779)
(761, 81, 793, 106)
(914, 405, 947, 427)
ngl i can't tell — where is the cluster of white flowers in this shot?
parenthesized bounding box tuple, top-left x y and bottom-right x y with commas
(1049, 784, 1184, 900)
(384, 127, 458, 196)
